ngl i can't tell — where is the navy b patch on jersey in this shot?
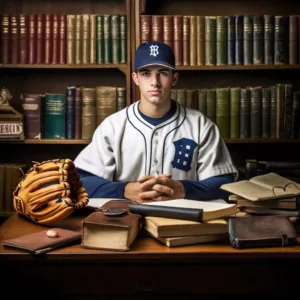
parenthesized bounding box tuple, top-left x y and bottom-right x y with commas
(171, 138, 198, 171)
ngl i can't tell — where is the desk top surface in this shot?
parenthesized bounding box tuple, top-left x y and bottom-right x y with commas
(1, 212, 300, 262)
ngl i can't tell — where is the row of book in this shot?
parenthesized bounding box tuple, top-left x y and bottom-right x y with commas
(171, 83, 300, 139)
(0, 162, 28, 215)
(20, 85, 126, 140)
(0, 14, 127, 65)
(141, 14, 299, 66)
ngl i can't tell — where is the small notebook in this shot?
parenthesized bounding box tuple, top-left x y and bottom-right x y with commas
(2, 228, 81, 255)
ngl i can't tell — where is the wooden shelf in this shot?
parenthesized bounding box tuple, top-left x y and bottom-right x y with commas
(0, 139, 91, 144)
(176, 65, 300, 71)
(224, 138, 300, 144)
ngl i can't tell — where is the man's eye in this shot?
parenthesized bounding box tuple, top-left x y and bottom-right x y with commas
(160, 72, 169, 76)
(141, 72, 151, 76)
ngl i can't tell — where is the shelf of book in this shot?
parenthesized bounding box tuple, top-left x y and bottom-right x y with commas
(224, 138, 300, 144)
(176, 65, 300, 71)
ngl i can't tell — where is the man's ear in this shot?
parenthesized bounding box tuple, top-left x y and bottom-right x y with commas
(132, 72, 139, 86)
(172, 72, 179, 86)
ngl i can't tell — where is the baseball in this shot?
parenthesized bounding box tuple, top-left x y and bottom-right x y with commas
(46, 229, 60, 238)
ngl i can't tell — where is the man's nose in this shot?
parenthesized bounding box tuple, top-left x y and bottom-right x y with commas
(151, 74, 161, 87)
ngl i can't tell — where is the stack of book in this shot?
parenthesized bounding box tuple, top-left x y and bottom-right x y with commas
(221, 172, 300, 217)
(139, 199, 238, 247)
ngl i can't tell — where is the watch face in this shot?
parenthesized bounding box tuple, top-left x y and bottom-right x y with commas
(101, 207, 127, 216)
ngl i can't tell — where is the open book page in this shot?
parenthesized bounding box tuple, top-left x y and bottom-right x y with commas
(143, 199, 235, 212)
(250, 173, 300, 193)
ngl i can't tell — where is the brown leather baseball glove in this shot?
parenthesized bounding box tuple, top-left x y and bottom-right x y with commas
(13, 158, 89, 225)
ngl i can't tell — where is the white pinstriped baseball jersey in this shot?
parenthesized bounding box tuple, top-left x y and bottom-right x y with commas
(74, 101, 238, 182)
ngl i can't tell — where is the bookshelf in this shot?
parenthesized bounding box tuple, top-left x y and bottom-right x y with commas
(133, 0, 300, 170)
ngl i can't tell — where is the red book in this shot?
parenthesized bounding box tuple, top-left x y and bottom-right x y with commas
(10, 14, 19, 64)
(1, 14, 10, 64)
(36, 14, 44, 64)
(52, 14, 59, 64)
(44, 14, 52, 64)
(28, 14, 36, 64)
(19, 14, 28, 64)
(59, 15, 66, 64)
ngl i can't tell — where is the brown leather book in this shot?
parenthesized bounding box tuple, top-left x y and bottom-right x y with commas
(52, 14, 59, 64)
(183, 15, 190, 66)
(152, 15, 163, 42)
(67, 15, 76, 64)
(2, 228, 81, 255)
(196, 16, 205, 66)
(82, 87, 96, 140)
(28, 14, 36, 64)
(1, 14, 10, 64)
(36, 14, 44, 64)
(18, 14, 28, 64)
(140, 15, 151, 43)
(75, 14, 82, 64)
(59, 15, 66, 64)
(190, 15, 197, 66)
(44, 14, 52, 64)
(163, 15, 174, 51)
(289, 15, 299, 65)
(82, 14, 90, 64)
(82, 211, 142, 251)
(173, 15, 183, 66)
(186, 89, 198, 109)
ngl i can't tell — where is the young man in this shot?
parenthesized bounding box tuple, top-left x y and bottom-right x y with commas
(74, 41, 238, 203)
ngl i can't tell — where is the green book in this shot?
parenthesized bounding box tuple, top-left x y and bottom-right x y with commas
(206, 89, 216, 123)
(216, 87, 230, 138)
(103, 14, 112, 64)
(230, 87, 241, 138)
(176, 89, 186, 106)
(96, 15, 104, 64)
(216, 16, 227, 65)
(44, 94, 66, 139)
(120, 15, 127, 64)
(111, 15, 120, 64)
(205, 17, 216, 65)
(198, 88, 207, 116)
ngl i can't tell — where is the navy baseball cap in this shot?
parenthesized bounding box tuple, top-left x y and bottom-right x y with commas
(134, 41, 176, 71)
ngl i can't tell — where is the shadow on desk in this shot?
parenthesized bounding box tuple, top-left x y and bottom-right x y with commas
(1, 212, 300, 299)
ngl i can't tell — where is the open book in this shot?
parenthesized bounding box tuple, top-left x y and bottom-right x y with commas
(143, 199, 238, 221)
(221, 172, 300, 201)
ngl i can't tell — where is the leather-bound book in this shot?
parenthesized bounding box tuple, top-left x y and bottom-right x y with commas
(227, 16, 235, 65)
(250, 86, 262, 138)
(173, 15, 183, 66)
(74, 86, 82, 139)
(67, 14, 76, 64)
(152, 15, 163, 42)
(36, 14, 44, 64)
(276, 83, 285, 138)
(291, 91, 300, 138)
(20, 93, 44, 139)
(44, 93, 66, 139)
(96, 86, 117, 126)
(90, 14, 97, 64)
(111, 14, 120, 64)
(205, 16, 216, 66)
(1, 14, 10, 64)
(176, 89, 186, 106)
(289, 15, 299, 65)
(186, 89, 198, 109)
(240, 87, 251, 138)
(44, 14, 52, 64)
(189, 15, 197, 66)
(65, 86, 76, 139)
(235, 15, 243, 65)
(28, 15, 36, 64)
(198, 88, 207, 116)
(19, 14, 28, 64)
(183, 15, 190, 66)
(171, 88, 177, 101)
(96, 15, 104, 64)
(253, 15, 264, 65)
(243, 16, 253, 65)
(81, 87, 96, 140)
(230, 87, 241, 139)
(206, 88, 216, 123)
(270, 85, 277, 138)
(75, 14, 82, 64)
(196, 16, 205, 66)
(216, 87, 230, 138)
(264, 15, 274, 65)
(82, 14, 90, 64)
(103, 14, 112, 64)
(117, 87, 126, 111)
(140, 15, 151, 43)
(59, 15, 66, 64)
(52, 14, 59, 64)
(10, 15, 19, 64)
(163, 15, 174, 51)
(216, 16, 227, 66)
(274, 16, 289, 65)
(120, 15, 127, 64)
(262, 87, 271, 138)
(284, 84, 293, 138)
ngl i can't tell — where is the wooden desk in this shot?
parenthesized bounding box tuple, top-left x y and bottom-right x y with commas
(1, 212, 300, 299)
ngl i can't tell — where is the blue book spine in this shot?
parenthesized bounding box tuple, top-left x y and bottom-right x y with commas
(66, 86, 76, 139)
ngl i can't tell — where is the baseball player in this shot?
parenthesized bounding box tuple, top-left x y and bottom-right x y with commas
(74, 41, 238, 203)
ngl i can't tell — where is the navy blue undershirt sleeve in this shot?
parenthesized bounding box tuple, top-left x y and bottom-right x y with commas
(78, 169, 128, 198)
(179, 174, 234, 201)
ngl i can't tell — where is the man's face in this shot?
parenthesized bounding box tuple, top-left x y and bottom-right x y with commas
(132, 65, 178, 105)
